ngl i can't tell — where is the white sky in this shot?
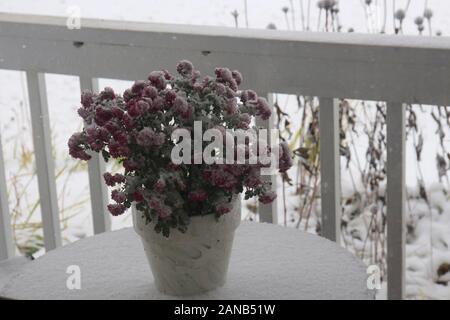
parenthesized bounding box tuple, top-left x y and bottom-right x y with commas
(0, 0, 449, 36)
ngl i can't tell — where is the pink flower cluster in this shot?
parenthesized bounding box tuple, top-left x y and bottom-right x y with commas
(149, 197, 172, 219)
(258, 191, 277, 204)
(136, 127, 165, 147)
(68, 132, 91, 160)
(188, 189, 208, 202)
(68, 60, 293, 237)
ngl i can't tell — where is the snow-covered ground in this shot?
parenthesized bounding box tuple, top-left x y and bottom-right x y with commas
(1, 0, 450, 299)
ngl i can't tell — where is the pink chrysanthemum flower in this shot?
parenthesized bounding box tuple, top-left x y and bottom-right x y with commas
(68, 60, 293, 237)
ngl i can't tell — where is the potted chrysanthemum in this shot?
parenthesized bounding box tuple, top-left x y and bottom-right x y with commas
(68, 60, 292, 296)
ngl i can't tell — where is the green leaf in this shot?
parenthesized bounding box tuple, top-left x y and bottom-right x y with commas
(162, 225, 170, 238)
(101, 150, 110, 162)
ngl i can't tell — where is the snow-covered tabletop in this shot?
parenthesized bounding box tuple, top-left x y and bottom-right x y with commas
(0, 222, 374, 300)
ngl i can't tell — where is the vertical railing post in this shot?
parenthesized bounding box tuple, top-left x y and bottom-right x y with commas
(0, 133, 14, 260)
(79, 77, 111, 234)
(319, 98, 341, 242)
(26, 71, 62, 251)
(256, 93, 278, 224)
(386, 102, 406, 300)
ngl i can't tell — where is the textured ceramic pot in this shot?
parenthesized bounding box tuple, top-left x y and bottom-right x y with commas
(133, 197, 241, 296)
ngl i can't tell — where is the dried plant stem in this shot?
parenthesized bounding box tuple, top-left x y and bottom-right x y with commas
(282, 179, 287, 226)
(303, 169, 319, 232)
(289, 0, 296, 30)
(405, 0, 411, 13)
(360, 0, 372, 33)
(283, 11, 291, 30)
(381, 0, 387, 33)
(392, 0, 397, 32)
(299, 0, 306, 30)
(243, 0, 249, 28)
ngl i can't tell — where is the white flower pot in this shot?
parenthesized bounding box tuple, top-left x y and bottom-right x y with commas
(132, 197, 241, 296)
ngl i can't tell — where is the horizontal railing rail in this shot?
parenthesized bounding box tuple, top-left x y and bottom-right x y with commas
(1, 13, 450, 104)
(1, 12, 450, 300)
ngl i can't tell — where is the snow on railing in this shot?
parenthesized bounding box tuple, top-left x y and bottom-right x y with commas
(1, 12, 450, 300)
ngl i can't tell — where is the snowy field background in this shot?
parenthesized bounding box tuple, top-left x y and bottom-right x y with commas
(1, 0, 450, 299)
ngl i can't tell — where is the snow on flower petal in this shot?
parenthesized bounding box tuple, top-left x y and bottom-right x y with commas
(68, 60, 290, 235)
(176, 60, 194, 78)
(136, 127, 165, 147)
(259, 191, 277, 204)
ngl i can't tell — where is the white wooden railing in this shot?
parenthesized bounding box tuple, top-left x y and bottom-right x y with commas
(1, 13, 450, 300)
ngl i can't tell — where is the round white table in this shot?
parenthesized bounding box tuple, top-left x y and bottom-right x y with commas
(0, 222, 374, 300)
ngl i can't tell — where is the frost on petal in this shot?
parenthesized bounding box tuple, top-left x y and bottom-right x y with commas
(154, 177, 166, 192)
(136, 127, 165, 147)
(240, 89, 258, 104)
(111, 190, 127, 203)
(152, 96, 164, 112)
(176, 60, 194, 78)
(225, 98, 238, 116)
(99, 87, 115, 101)
(164, 90, 177, 107)
(107, 203, 126, 216)
(147, 71, 166, 90)
(131, 80, 146, 94)
(188, 189, 208, 202)
(143, 85, 158, 99)
(173, 96, 190, 118)
(95, 106, 113, 126)
(68, 132, 91, 161)
(81, 91, 94, 107)
(68, 61, 289, 237)
(232, 70, 243, 86)
(237, 113, 251, 129)
(215, 202, 233, 215)
(244, 171, 262, 188)
(215, 83, 226, 96)
(259, 191, 277, 204)
(77, 107, 90, 120)
(215, 67, 233, 82)
(255, 97, 272, 120)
